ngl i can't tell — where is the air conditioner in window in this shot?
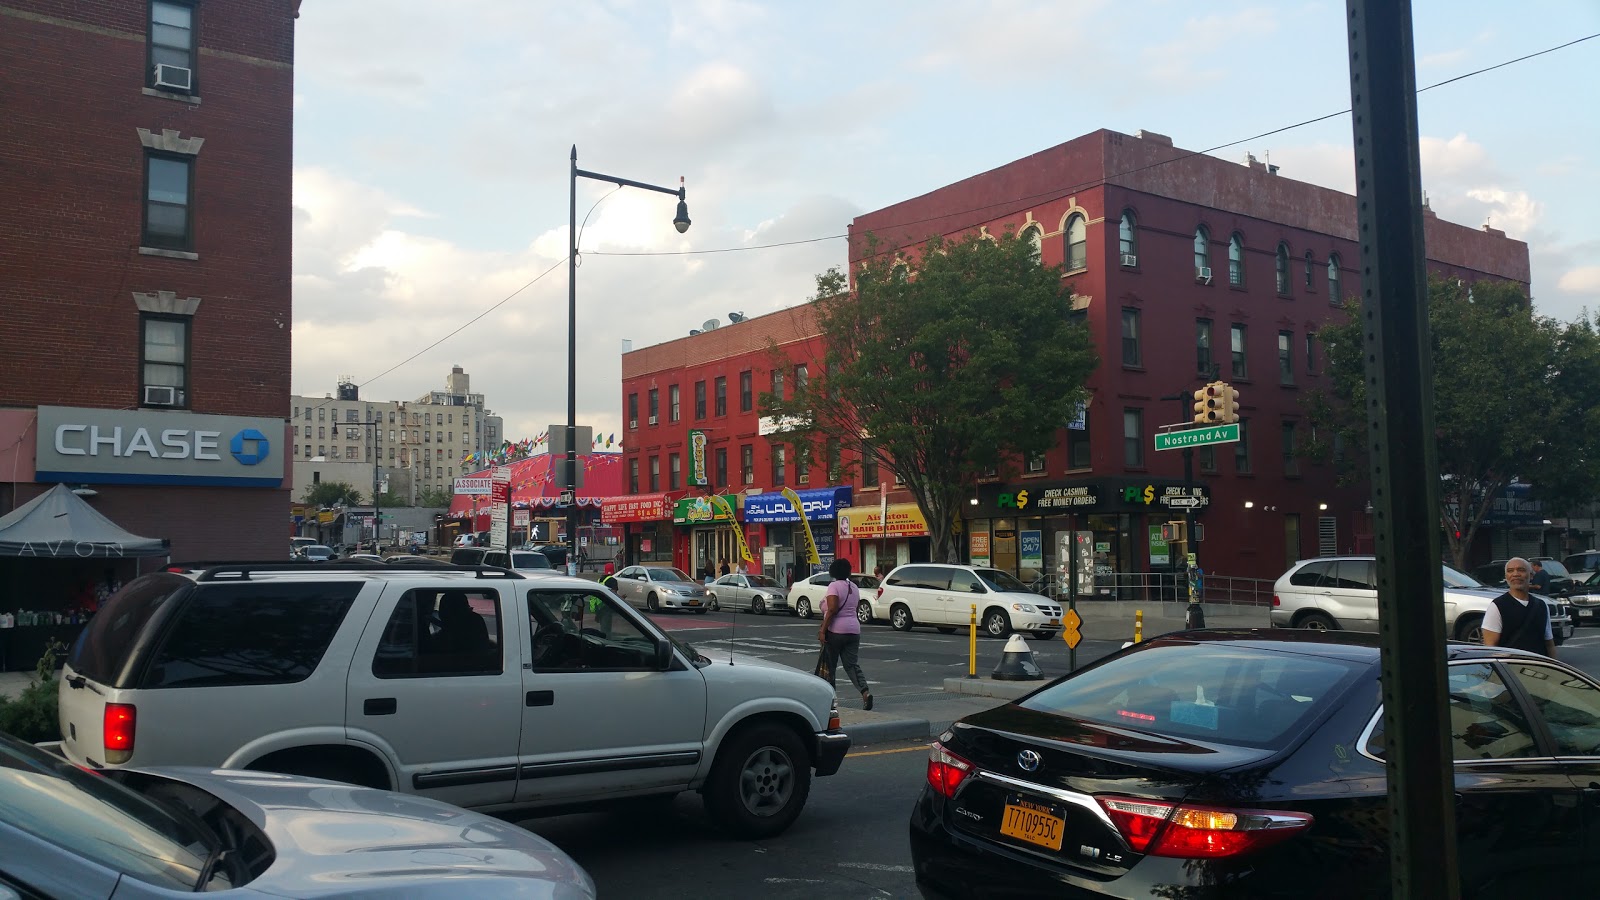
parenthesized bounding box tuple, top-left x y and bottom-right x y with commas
(1197, 267, 1213, 285)
(647, 415, 658, 425)
(798, 474, 810, 484)
(743, 473, 755, 485)
(1121, 253, 1139, 267)
(153, 64, 192, 91)
(628, 419, 638, 429)
(143, 385, 180, 406)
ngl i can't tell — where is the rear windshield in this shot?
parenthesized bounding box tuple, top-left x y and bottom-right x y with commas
(69, 574, 194, 686)
(1020, 643, 1365, 749)
(511, 552, 553, 569)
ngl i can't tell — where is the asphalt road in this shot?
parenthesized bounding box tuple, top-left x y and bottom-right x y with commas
(516, 738, 932, 899)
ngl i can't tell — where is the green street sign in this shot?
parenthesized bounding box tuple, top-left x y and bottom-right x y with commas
(1155, 423, 1240, 451)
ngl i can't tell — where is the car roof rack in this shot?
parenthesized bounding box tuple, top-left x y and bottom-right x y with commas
(182, 561, 527, 582)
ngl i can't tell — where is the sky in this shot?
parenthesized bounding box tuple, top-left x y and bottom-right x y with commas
(290, 0, 1600, 447)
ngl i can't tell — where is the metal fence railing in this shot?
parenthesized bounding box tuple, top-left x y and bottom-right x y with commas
(1042, 571, 1277, 610)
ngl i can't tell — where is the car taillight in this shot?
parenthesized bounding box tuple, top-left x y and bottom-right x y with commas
(1098, 796, 1312, 858)
(877, 586, 884, 600)
(104, 703, 136, 764)
(1271, 595, 1281, 607)
(828, 700, 841, 731)
(926, 741, 974, 798)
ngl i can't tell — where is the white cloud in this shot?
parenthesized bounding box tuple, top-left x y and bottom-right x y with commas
(1557, 266, 1600, 295)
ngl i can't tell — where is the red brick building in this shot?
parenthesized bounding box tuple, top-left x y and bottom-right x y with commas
(0, 2, 300, 568)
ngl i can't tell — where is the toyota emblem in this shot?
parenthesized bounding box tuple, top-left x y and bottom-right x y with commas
(1017, 749, 1041, 772)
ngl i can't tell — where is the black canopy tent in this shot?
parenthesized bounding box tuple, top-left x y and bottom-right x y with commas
(0, 483, 168, 558)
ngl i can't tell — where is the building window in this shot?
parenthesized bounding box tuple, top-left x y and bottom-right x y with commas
(1328, 255, 1343, 304)
(1022, 225, 1043, 264)
(345, 447, 358, 460)
(669, 453, 681, 490)
(1228, 233, 1245, 287)
(648, 456, 660, 492)
(1231, 324, 1248, 379)
(1282, 421, 1299, 476)
(1119, 211, 1138, 264)
(647, 389, 659, 424)
(1064, 214, 1087, 271)
(860, 441, 878, 488)
(140, 315, 188, 407)
(348, 410, 359, 423)
(826, 438, 841, 482)
(318, 426, 325, 439)
(794, 364, 808, 396)
(772, 445, 787, 486)
(1194, 226, 1211, 279)
(143, 153, 193, 250)
(1306, 332, 1317, 375)
(694, 381, 706, 419)
(147, 1, 195, 91)
(1199, 445, 1216, 473)
(1278, 331, 1294, 384)
(740, 444, 754, 485)
(1026, 452, 1046, 474)
(303, 445, 310, 457)
(1123, 409, 1144, 468)
(1196, 318, 1213, 377)
(739, 371, 753, 412)
(795, 442, 811, 482)
(715, 447, 728, 489)
(1068, 412, 1091, 469)
(1235, 419, 1252, 473)
(1304, 250, 1315, 289)
(714, 376, 727, 416)
(1121, 308, 1141, 367)
(629, 458, 639, 493)
(771, 370, 785, 402)
(1276, 243, 1291, 294)
(627, 393, 638, 428)
(669, 384, 680, 423)
(317, 445, 325, 457)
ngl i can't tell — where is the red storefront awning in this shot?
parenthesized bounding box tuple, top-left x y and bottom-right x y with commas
(447, 452, 625, 518)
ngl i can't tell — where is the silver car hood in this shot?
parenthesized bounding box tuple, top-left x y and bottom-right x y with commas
(132, 767, 594, 898)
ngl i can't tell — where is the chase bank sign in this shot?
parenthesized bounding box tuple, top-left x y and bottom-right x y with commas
(35, 406, 285, 487)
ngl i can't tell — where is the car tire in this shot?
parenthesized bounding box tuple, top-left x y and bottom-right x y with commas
(707, 597, 720, 613)
(983, 608, 1011, 639)
(936, 626, 957, 634)
(1455, 612, 1484, 644)
(753, 597, 767, 616)
(1296, 611, 1337, 632)
(795, 598, 812, 619)
(704, 722, 812, 839)
(857, 600, 873, 626)
(647, 593, 660, 613)
(890, 603, 914, 632)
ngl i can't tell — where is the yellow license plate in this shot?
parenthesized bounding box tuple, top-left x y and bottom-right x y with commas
(1000, 799, 1065, 851)
(1050, 618, 1060, 625)
(687, 600, 701, 606)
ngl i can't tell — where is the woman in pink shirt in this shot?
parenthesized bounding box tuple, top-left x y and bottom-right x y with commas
(817, 558, 873, 710)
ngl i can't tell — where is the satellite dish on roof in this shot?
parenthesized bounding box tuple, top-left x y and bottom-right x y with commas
(728, 311, 746, 323)
(689, 329, 702, 336)
(702, 318, 720, 331)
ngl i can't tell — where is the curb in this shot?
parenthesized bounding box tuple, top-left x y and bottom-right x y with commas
(840, 719, 933, 745)
(942, 677, 1041, 701)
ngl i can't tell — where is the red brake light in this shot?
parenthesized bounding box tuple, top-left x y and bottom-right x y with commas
(104, 703, 136, 764)
(1098, 796, 1312, 858)
(1272, 595, 1281, 607)
(877, 586, 884, 600)
(926, 741, 974, 798)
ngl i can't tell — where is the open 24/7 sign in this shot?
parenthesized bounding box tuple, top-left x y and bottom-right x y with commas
(1155, 423, 1240, 451)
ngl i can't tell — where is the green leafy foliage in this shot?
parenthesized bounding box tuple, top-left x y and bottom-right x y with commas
(763, 230, 1098, 562)
(416, 486, 454, 508)
(1304, 276, 1600, 568)
(301, 481, 364, 507)
(0, 641, 66, 744)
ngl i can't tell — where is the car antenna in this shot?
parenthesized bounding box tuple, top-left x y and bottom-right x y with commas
(727, 573, 736, 666)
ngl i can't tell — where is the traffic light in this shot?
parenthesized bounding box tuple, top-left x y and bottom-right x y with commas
(1192, 382, 1223, 425)
(1219, 383, 1241, 423)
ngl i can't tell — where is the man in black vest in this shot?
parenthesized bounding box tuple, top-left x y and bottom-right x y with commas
(1481, 557, 1556, 657)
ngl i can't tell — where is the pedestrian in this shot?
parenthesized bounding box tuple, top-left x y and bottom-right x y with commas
(1482, 557, 1556, 657)
(1530, 559, 1553, 595)
(719, 558, 731, 577)
(817, 557, 873, 710)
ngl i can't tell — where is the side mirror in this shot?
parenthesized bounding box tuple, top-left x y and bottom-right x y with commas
(656, 641, 675, 670)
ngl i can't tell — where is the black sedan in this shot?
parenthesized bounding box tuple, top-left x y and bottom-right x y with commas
(911, 629, 1600, 898)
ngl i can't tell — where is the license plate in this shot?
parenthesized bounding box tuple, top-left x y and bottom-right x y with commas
(1581, 609, 1593, 617)
(1050, 618, 1059, 626)
(999, 795, 1065, 851)
(687, 600, 701, 606)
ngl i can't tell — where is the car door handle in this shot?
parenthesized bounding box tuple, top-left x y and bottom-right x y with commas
(526, 690, 554, 707)
(363, 698, 397, 716)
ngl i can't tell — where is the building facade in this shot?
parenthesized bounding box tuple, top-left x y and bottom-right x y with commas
(0, 1, 300, 561)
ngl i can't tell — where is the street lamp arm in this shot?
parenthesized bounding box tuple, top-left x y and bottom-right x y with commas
(574, 168, 684, 199)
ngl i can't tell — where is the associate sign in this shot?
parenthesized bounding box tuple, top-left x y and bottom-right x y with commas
(35, 406, 286, 487)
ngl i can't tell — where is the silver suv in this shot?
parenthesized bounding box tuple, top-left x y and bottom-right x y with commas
(871, 563, 1064, 639)
(1270, 556, 1572, 644)
(58, 562, 848, 838)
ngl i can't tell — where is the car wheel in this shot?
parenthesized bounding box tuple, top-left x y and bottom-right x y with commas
(707, 596, 720, 613)
(936, 626, 957, 634)
(1455, 612, 1484, 644)
(890, 604, 914, 631)
(795, 598, 812, 619)
(857, 600, 873, 626)
(647, 593, 659, 612)
(1296, 611, 1337, 632)
(1033, 630, 1053, 640)
(704, 723, 812, 839)
(753, 597, 766, 616)
(984, 608, 1011, 639)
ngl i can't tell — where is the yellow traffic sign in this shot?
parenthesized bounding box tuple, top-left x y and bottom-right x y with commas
(1061, 608, 1083, 650)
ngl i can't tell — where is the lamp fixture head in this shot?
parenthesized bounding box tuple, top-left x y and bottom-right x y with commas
(673, 179, 691, 234)
(969, 496, 979, 506)
(1244, 500, 1254, 509)
(1319, 503, 1328, 511)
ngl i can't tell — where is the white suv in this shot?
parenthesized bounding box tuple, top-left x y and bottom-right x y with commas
(1269, 556, 1572, 644)
(870, 563, 1064, 639)
(57, 562, 848, 838)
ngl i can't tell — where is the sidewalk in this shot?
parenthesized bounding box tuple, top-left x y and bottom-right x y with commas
(835, 692, 1007, 745)
(0, 671, 39, 701)
(1074, 600, 1270, 641)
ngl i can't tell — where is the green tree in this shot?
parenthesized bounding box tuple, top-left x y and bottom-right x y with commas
(301, 481, 364, 507)
(375, 490, 409, 508)
(417, 486, 454, 508)
(1304, 276, 1600, 569)
(763, 230, 1098, 563)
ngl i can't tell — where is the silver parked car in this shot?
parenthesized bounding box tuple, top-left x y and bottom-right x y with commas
(612, 565, 710, 612)
(708, 572, 790, 615)
(0, 732, 595, 898)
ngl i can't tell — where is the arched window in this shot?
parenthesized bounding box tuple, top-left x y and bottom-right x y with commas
(1021, 225, 1043, 264)
(1275, 243, 1290, 294)
(1194, 226, 1211, 279)
(1228, 233, 1245, 286)
(1304, 250, 1314, 288)
(1327, 255, 1342, 304)
(1119, 211, 1138, 264)
(1064, 214, 1087, 271)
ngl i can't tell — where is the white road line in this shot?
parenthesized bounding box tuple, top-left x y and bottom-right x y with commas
(837, 862, 915, 873)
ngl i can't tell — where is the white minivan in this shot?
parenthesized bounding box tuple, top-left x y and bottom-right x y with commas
(870, 563, 1064, 639)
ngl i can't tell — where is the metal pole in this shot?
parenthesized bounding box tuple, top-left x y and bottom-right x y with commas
(1068, 512, 1078, 672)
(566, 146, 579, 576)
(372, 420, 381, 553)
(1346, 2, 1459, 896)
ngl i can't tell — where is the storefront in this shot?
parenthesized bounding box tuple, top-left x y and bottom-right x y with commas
(601, 493, 675, 567)
(838, 502, 931, 575)
(962, 478, 1210, 599)
(672, 493, 743, 579)
(743, 486, 852, 585)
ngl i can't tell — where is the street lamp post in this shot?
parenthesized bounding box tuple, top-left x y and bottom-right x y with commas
(567, 146, 690, 575)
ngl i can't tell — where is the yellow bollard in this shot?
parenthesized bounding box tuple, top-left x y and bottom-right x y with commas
(968, 603, 978, 678)
(1134, 609, 1143, 644)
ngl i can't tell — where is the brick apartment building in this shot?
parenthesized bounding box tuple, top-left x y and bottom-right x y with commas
(0, 1, 300, 564)
(618, 128, 1529, 589)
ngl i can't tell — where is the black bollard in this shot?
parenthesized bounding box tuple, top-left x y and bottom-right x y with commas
(1185, 601, 1205, 630)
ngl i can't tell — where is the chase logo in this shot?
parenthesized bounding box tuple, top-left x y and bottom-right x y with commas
(229, 429, 271, 466)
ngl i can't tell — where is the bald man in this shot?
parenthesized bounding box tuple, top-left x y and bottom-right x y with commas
(1481, 557, 1556, 657)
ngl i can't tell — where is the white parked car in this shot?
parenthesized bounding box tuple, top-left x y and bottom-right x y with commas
(58, 563, 849, 839)
(787, 572, 881, 620)
(870, 563, 1064, 639)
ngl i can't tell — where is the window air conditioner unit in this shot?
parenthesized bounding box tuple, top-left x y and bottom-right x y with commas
(153, 64, 192, 91)
(1197, 266, 1213, 285)
(143, 385, 179, 406)
(1121, 253, 1139, 267)
(628, 419, 638, 429)
(744, 473, 755, 485)
(647, 415, 658, 425)
(798, 474, 810, 484)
